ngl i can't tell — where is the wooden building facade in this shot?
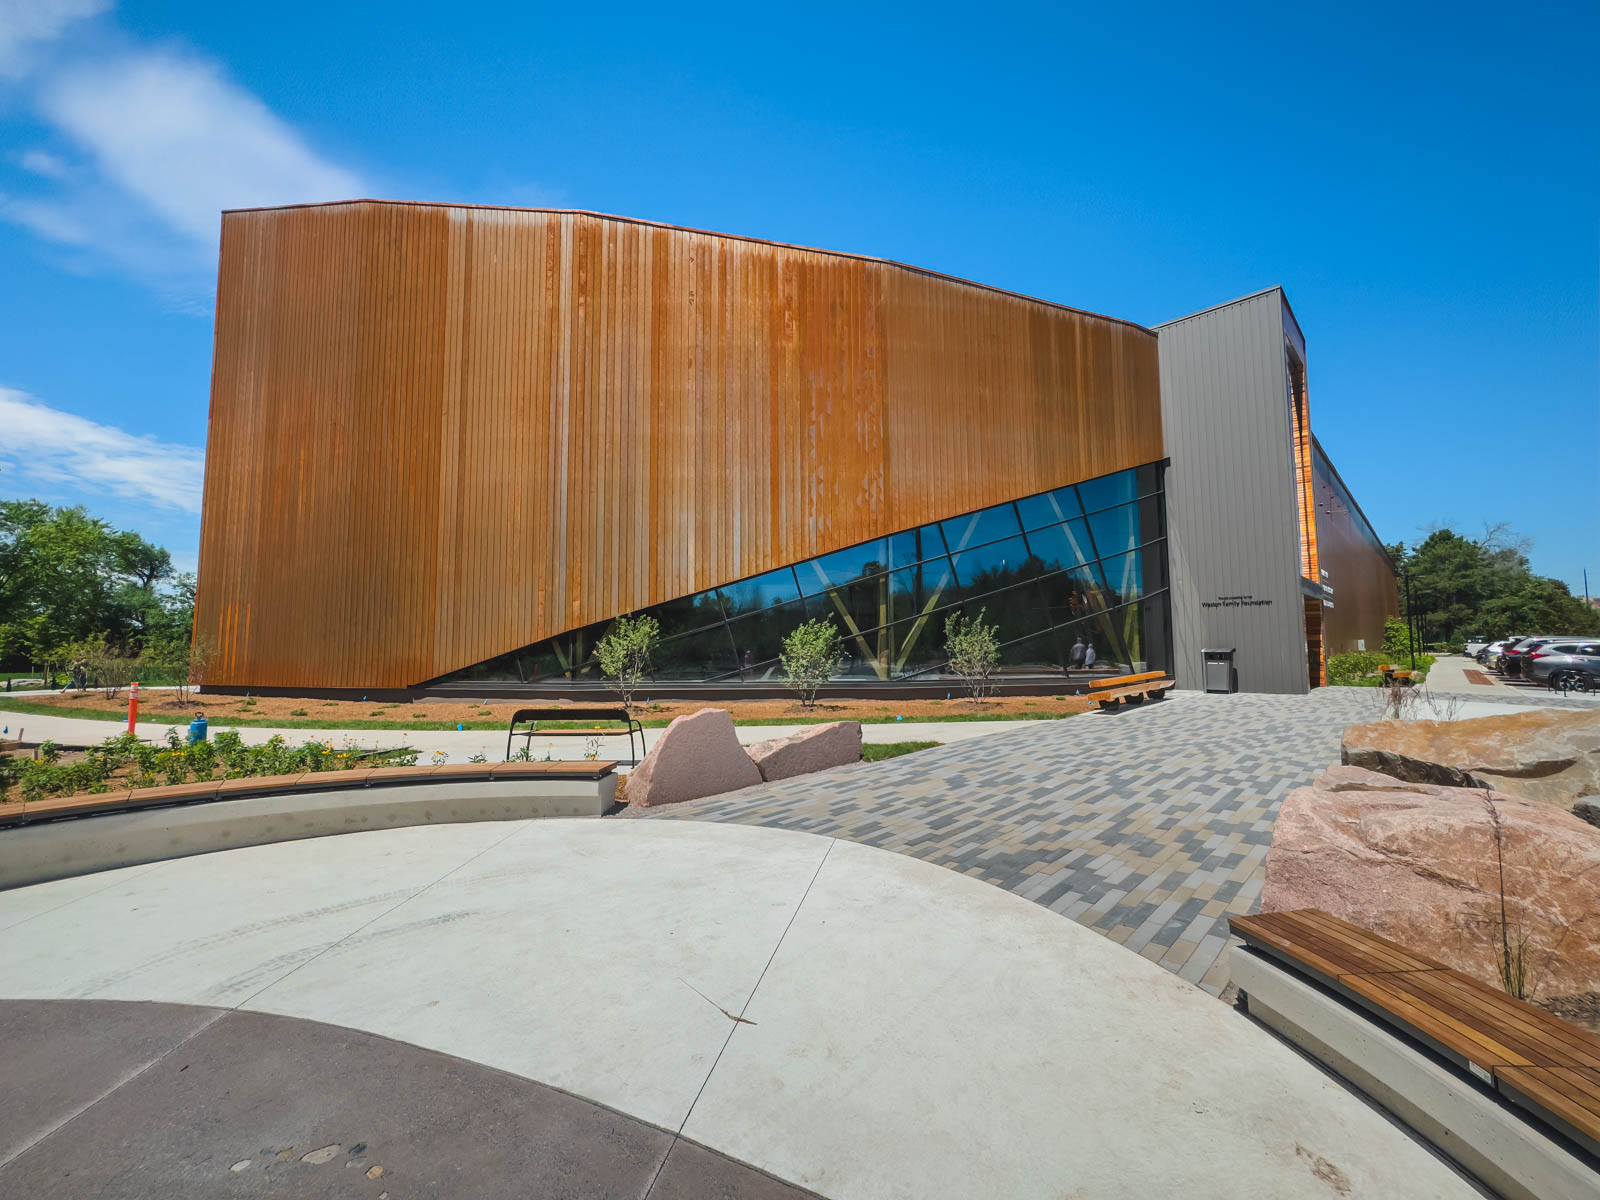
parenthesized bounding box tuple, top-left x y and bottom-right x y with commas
(194, 201, 1166, 691)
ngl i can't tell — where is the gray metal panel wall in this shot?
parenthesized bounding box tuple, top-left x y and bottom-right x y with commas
(1157, 289, 1309, 694)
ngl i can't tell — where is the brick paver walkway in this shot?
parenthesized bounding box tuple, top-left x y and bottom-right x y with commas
(630, 688, 1385, 996)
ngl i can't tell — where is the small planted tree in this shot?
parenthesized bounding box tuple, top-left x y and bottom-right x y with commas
(780, 618, 843, 708)
(595, 614, 660, 709)
(945, 608, 1001, 701)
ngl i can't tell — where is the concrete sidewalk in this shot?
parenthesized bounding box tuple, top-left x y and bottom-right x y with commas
(0, 820, 1478, 1199)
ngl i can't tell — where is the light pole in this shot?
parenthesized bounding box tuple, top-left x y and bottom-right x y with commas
(1402, 567, 1417, 671)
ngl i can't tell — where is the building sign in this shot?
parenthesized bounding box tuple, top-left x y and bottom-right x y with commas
(1202, 594, 1273, 609)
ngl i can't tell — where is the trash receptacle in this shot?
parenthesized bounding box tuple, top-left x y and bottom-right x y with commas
(1202, 648, 1237, 694)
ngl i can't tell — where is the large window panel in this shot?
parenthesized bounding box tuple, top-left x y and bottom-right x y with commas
(645, 588, 727, 638)
(1076, 469, 1138, 514)
(798, 539, 889, 594)
(996, 629, 1065, 673)
(720, 568, 802, 617)
(951, 535, 1035, 596)
(725, 600, 808, 674)
(1015, 486, 1084, 532)
(884, 559, 956, 627)
(1097, 549, 1145, 607)
(1085, 501, 1140, 559)
(653, 624, 739, 681)
(941, 504, 1021, 553)
(887, 524, 948, 572)
(1038, 563, 1111, 626)
(1023, 518, 1095, 573)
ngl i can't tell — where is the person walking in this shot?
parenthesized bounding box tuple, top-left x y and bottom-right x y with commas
(1069, 636, 1086, 669)
(1083, 642, 1097, 670)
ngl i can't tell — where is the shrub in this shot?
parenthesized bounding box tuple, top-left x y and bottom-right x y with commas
(780, 618, 844, 708)
(595, 614, 661, 709)
(1327, 651, 1388, 686)
(944, 608, 1001, 700)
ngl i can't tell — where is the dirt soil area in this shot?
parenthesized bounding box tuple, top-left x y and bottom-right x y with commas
(11, 690, 1093, 729)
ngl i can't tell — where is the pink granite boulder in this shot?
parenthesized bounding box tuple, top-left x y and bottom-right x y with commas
(1263, 765, 1600, 998)
(625, 708, 762, 808)
(747, 721, 863, 782)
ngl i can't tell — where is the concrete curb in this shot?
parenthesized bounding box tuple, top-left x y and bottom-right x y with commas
(0, 777, 615, 890)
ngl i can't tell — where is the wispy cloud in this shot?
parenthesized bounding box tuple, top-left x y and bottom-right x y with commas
(0, 0, 108, 78)
(40, 51, 364, 247)
(1, 2, 366, 302)
(19, 149, 73, 180)
(0, 387, 205, 513)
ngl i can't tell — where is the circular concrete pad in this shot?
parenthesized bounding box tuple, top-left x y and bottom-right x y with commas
(0, 819, 1482, 1198)
(0, 998, 812, 1198)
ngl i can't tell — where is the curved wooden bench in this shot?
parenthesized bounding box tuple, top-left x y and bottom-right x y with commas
(1231, 908, 1600, 1161)
(1088, 671, 1176, 709)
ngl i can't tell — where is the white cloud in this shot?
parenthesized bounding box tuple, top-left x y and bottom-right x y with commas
(0, 0, 108, 78)
(0, 387, 205, 513)
(39, 50, 365, 247)
(19, 149, 73, 180)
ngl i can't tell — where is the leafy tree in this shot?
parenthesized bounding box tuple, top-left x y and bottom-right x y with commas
(0, 500, 178, 671)
(594, 614, 660, 708)
(944, 607, 1001, 700)
(780, 618, 843, 708)
(1393, 527, 1598, 643)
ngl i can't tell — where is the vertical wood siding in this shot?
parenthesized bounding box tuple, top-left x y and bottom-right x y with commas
(195, 202, 1164, 689)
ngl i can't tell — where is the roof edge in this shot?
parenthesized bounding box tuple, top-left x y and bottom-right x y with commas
(1152, 285, 1287, 331)
(219, 199, 1155, 336)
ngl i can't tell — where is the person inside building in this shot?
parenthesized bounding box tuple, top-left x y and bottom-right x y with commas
(1069, 635, 1086, 669)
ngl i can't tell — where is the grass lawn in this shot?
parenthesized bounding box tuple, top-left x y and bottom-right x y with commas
(861, 740, 941, 762)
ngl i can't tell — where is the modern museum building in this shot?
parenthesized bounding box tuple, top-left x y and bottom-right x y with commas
(193, 201, 1397, 697)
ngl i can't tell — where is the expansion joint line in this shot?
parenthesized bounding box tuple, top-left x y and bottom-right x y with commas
(642, 836, 837, 1198)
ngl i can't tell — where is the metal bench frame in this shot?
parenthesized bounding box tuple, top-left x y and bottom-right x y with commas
(506, 707, 644, 766)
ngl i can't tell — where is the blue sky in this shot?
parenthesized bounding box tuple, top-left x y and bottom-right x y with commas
(2, 1, 1596, 593)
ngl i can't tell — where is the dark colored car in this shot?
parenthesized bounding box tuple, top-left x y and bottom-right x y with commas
(1501, 636, 1584, 679)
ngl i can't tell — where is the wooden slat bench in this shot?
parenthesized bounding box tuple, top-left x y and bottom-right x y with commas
(0, 760, 620, 829)
(1230, 908, 1600, 1159)
(1087, 671, 1176, 710)
(506, 707, 644, 765)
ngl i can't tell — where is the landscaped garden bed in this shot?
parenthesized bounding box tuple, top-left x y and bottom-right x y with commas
(0, 691, 1091, 732)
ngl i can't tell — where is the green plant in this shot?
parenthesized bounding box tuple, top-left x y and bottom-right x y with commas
(861, 740, 940, 762)
(289, 708, 308, 716)
(944, 608, 1001, 700)
(595, 614, 661, 709)
(780, 618, 843, 708)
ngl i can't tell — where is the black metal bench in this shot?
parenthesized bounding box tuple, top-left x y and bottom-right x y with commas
(505, 707, 644, 765)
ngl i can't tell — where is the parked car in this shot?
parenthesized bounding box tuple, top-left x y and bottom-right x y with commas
(1476, 639, 1512, 665)
(1501, 636, 1586, 679)
(1463, 635, 1492, 657)
(1523, 641, 1600, 687)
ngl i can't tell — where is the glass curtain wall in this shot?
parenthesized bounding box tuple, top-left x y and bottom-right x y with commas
(437, 462, 1171, 686)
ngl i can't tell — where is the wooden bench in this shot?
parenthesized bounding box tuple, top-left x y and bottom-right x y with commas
(506, 707, 644, 765)
(1230, 908, 1600, 1159)
(0, 760, 620, 829)
(1087, 671, 1176, 709)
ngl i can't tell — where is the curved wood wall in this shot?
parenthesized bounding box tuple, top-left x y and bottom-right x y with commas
(195, 201, 1163, 689)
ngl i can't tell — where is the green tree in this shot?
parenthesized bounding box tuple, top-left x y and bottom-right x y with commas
(1393, 526, 1598, 643)
(594, 614, 660, 708)
(944, 607, 1001, 700)
(780, 618, 843, 708)
(0, 500, 176, 669)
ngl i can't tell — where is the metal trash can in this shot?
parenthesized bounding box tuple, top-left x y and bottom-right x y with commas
(1202, 648, 1237, 694)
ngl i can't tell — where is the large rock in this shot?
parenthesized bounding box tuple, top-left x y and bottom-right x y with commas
(625, 708, 762, 808)
(1263, 765, 1600, 997)
(748, 721, 862, 782)
(1342, 708, 1600, 812)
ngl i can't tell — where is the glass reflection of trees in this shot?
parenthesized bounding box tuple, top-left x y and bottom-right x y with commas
(436, 463, 1169, 686)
